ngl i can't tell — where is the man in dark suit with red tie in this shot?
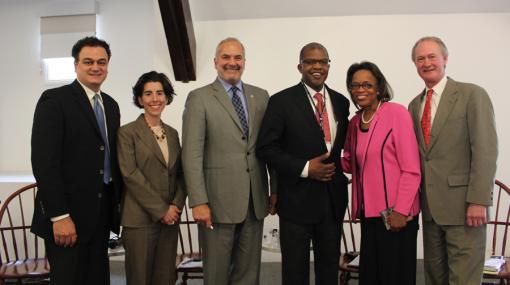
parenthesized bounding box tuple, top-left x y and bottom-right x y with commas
(31, 36, 122, 285)
(256, 42, 350, 285)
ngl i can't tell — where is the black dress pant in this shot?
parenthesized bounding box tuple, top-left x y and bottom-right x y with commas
(280, 202, 341, 285)
(359, 215, 419, 285)
(46, 184, 111, 285)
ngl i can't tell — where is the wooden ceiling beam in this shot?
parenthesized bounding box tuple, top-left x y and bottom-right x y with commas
(158, 0, 196, 82)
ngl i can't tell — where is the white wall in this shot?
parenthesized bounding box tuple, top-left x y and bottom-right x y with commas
(0, 1, 44, 172)
(0, 0, 508, 262)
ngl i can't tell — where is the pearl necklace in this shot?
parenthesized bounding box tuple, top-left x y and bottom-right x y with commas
(361, 100, 382, 124)
(144, 116, 166, 142)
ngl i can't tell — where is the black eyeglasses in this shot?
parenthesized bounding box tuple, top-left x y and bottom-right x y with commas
(349, 82, 376, 90)
(301, 59, 330, 66)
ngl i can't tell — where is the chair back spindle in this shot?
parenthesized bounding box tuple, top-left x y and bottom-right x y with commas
(482, 180, 510, 284)
(176, 202, 203, 284)
(0, 183, 49, 284)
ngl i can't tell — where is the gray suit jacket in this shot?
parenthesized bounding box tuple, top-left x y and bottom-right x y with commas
(118, 114, 186, 227)
(182, 79, 270, 223)
(409, 77, 498, 225)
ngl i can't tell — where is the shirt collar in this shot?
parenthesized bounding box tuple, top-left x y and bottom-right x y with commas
(77, 79, 102, 102)
(302, 82, 326, 97)
(217, 77, 243, 93)
(425, 75, 448, 98)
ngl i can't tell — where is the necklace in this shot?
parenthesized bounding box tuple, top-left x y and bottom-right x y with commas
(144, 116, 166, 142)
(361, 100, 382, 124)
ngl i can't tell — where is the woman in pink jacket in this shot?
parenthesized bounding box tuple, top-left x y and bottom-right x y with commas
(342, 61, 421, 285)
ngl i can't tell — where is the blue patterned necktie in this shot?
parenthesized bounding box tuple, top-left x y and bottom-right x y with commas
(93, 94, 111, 184)
(231, 87, 249, 136)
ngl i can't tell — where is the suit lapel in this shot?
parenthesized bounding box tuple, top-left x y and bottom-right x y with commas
(135, 115, 167, 167)
(164, 124, 179, 169)
(326, 85, 342, 154)
(243, 84, 256, 141)
(70, 80, 103, 140)
(102, 92, 117, 147)
(293, 83, 324, 139)
(410, 91, 427, 153)
(428, 78, 459, 151)
(210, 80, 245, 135)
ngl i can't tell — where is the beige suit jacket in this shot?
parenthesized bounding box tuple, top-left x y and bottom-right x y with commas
(118, 114, 186, 227)
(182, 79, 270, 223)
(409, 77, 498, 225)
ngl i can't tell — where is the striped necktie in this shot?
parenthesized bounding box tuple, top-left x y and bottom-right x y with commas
(230, 87, 249, 136)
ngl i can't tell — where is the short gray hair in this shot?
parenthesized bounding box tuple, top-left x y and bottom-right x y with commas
(215, 37, 245, 58)
(411, 36, 448, 61)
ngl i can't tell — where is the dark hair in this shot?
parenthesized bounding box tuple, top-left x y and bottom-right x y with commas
(132, 71, 175, 108)
(299, 42, 329, 62)
(71, 36, 111, 63)
(346, 61, 393, 110)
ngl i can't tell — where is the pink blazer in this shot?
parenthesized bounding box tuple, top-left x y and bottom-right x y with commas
(342, 102, 421, 218)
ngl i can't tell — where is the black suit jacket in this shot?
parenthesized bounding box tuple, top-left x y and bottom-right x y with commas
(256, 83, 350, 224)
(31, 80, 122, 242)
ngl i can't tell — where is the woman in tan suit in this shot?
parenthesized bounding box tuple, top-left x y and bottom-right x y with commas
(118, 71, 186, 285)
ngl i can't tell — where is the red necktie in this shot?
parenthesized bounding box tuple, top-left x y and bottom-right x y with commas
(421, 89, 434, 148)
(313, 92, 331, 143)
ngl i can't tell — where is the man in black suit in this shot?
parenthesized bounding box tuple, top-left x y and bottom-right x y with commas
(31, 36, 122, 285)
(256, 42, 350, 285)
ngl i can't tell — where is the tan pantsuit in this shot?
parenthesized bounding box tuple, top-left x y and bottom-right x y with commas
(118, 114, 186, 285)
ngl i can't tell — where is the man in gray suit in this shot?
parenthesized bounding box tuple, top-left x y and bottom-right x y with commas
(408, 36, 498, 285)
(182, 37, 275, 285)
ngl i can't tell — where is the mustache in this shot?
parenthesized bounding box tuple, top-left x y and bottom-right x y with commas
(222, 64, 241, 71)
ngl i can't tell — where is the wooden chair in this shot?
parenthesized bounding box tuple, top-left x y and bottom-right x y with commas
(338, 205, 361, 285)
(338, 180, 361, 285)
(0, 183, 49, 285)
(176, 203, 203, 285)
(483, 179, 510, 285)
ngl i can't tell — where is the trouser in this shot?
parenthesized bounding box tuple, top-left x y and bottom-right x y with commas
(46, 184, 111, 285)
(359, 216, 419, 285)
(423, 219, 486, 285)
(199, 196, 263, 285)
(280, 202, 341, 285)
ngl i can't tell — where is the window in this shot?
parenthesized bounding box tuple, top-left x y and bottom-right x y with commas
(41, 14, 96, 84)
(43, 57, 75, 82)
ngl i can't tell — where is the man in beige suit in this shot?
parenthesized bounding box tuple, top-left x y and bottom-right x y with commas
(408, 36, 498, 285)
(182, 37, 274, 285)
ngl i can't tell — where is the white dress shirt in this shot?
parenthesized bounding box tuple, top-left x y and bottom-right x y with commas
(420, 75, 448, 128)
(301, 83, 337, 178)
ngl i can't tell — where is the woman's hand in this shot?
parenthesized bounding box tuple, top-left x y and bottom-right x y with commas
(387, 210, 409, 232)
(161, 204, 182, 225)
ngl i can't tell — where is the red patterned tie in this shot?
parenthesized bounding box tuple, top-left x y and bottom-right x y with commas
(313, 92, 331, 143)
(421, 89, 434, 148)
